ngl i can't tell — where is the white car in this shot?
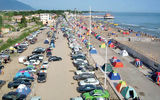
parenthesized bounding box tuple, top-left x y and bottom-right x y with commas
(79, 78, 99, 86)
(41, 61, 49, 68)
(40, 68, 47, 73)
(73, 59, 88, 64)
(75, 70, 95, 75)
(24, 60, 40, 66)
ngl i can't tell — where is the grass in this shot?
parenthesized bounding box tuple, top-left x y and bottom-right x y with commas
(0, 26, 41, 52)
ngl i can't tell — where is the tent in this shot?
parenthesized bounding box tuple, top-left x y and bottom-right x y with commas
(101, 63, 113, 72)
(151, 72, 160, 85)
(109, 43, 115, 48)
(110, 56, 118, 63)
(112, 61, 124, 68)
(89, 48, 97, 54)
(108, 40, 112, 45)
(121, 86, 138, 99)
(44, 39, 49, 44)
(134, 59, 143, 68)
(116, 81, 127, 92)
(99, 43, 106, 48)
(16, 84, 31, 96)
(120, 50, 128, 57)
(108, 71, 121, 80)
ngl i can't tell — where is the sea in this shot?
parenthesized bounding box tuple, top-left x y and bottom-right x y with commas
(83, 12, 160, 38)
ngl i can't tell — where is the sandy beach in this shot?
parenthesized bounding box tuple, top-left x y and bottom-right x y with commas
(72, 16, 160, 100)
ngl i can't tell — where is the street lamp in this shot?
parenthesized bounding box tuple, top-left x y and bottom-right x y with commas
(104, 36, 108, 89)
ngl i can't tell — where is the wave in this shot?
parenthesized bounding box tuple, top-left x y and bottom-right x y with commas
(120, 23, 140, 27)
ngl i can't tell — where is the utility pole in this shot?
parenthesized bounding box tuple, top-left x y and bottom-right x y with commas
(104, 37, 108, 89)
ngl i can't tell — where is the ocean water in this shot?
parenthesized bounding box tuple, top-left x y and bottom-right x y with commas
(83, 12, 160, 37)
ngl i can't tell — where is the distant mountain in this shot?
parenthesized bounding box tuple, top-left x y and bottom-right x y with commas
(0, 0, 34, 10)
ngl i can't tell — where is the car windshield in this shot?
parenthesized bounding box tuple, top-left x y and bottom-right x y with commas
(40, 68, 46, 70)
(39, 74, 45, 77)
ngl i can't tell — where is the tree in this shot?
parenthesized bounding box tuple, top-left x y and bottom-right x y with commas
(19, 15, 27, 28)
(0, 15, 3, 33)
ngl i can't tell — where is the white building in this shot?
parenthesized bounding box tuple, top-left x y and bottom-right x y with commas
(40, 13, 52, 25)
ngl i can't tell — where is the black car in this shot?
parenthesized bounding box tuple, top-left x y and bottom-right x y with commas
(0, 65, 4, 69)
(13, 76, 34, 82)
(27, 54, 44, 62)
(48, 56, 62, 62)
(46, 51, 52, 57)
(17, 48, 24, 53)
(85, 65, 95, 71)
(8, 79, 31, 89)
(32, 47, 45, 54)
(0, 80, 6, 89)
(77, 84, 103, 93)
(71, 55, 86, 60)
(73, 73, 95, 80)
(2, 91, 26, 100)
(37, 73, 47, 83)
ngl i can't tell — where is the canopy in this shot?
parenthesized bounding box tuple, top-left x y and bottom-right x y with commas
(121, 86, 138, 99)
(101, 63, 113, 72)
(112, 61, 123, 68)
(108, 71, 121, 80)
(120, 50, 128, 57)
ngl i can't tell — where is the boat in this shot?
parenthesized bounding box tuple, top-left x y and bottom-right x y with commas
(104, 13, 115, 19)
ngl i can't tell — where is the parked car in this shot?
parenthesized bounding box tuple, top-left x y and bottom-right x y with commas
(30, 96, 41, 100)
(27, 54, 44, 62)
(37, 73, 47, 83)
(0, 80, 6, 89)
(85, 65, 95, 71)
(8, 80, 31, 89)
(41, 61, 49, 68)
(24, 60, 40, 66)
(13, 76, 34, 82)
(0, 53, 11, 63)
(32, 47, 45, 54)
(73, 73, 95, 80)
(17, 48, 24, 53)
(48, 56, 62, 62)
(72, 54, 86, 60)
(70, 97, 83, 100)
(82, 89, 110, 100)
(79, 78, 99, 86)
(39, 68, 47, 73)
(75, 69, 95, 75)
(2, 91, 27, 100)
(0, 65, 4, 69)
(77, 84, 103, 93)
(19, 67, 36, 73)
(73, 59, 88, 64)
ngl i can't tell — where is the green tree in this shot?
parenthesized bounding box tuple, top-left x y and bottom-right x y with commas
(0, 15, 3, 33)
(19, 15, 27, 28)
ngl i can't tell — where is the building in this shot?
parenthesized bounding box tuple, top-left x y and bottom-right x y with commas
(40, 13, 52, 25)
(13, 15, 22, 22)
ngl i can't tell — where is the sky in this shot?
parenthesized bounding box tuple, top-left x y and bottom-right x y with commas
(18, 0, 160, 12)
